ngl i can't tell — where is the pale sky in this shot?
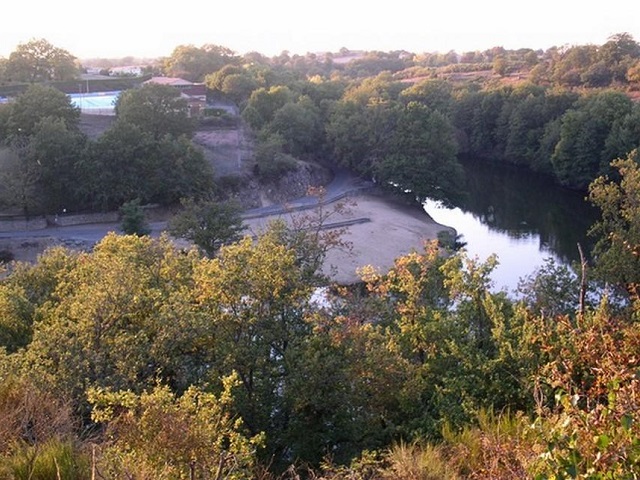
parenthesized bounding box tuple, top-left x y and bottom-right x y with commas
(2, 0, 639, 60)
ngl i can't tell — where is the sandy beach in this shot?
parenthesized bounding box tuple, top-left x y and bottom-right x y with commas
(1, 191, 453, 285)
(243, 191, 454, 284)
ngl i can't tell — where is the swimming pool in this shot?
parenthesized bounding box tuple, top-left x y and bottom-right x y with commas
(69, 91, 120, 114)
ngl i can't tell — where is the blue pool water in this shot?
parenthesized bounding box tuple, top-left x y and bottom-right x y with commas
(69, 91, 120, 114)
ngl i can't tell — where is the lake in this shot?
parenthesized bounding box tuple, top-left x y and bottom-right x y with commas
(423, 159, 600, 292)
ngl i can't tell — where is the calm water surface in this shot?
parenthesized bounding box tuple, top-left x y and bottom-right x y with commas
(423, 160, 600, 292)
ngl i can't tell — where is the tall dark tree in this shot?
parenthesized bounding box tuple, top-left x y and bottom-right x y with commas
(378, 102, 463, 205)
(4, 84, 80, 139)
(552, 90, 633, 189)
(115, 83, 194, 139)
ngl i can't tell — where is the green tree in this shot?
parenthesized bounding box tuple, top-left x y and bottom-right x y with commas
(551, 45, 599, 87)
(23, 234, 204, 402)
(242, 85, 294, 131)
(266, 96, 323, 156)
(400, 78, 454, 116)
(0, 138, 41, 214)
(600, 32, 640, 82)
(84, 121, 212, 210)
(603, 102, 640, 163)
(4, 84, 80, 139)
(0, 283, 33, 353)
(492, 55, 508, 77)
(253, 132, 298, 180)
(326, 99, 398, 175)
(552, 90, 633, 189)
(168, 198, 244, 257)
(378, 102, 463, 205)
(115, 83, 194, 138)
(5, 38, 78, 83)
(627, 60, 640, 86)
(516, 257, 580, 317)
(588, 151, 640, 303)
(205, 64, 258, 105)
(27, 116, 86, 211)
(119, 198, 151, 236)
(191, 234, 315, 460)
(83, 121, 157, 209)
(164, 43, 237, 82)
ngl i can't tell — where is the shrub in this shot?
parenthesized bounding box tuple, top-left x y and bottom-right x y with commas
(6, 439, 89, 480)
(0, 248, 14, 264)
(119, 198, 151, 236)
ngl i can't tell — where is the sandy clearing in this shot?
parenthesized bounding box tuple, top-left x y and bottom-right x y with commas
(243, 192, 454, 284)
(1, 194, 453, 285)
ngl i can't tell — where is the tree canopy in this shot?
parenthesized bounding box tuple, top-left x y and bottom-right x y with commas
(4, 38, 78, 83)
(115, 83, 195, 138)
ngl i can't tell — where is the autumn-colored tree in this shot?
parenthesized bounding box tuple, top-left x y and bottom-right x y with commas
(533, 302, 640, 477)
(88, 378, 262, 479)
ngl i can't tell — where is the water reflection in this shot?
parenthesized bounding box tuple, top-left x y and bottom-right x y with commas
(424, 160, 600, 291)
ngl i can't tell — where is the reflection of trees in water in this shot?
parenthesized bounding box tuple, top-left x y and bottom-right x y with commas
(456, 159, 599, 263)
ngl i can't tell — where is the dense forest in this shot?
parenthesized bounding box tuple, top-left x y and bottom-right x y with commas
(1, 35, 640, 478)
(2, 35, 640, 213)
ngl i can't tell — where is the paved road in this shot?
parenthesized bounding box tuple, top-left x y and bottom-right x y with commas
(0, 169, 375, 245)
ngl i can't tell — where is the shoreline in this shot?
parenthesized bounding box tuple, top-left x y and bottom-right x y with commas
(1, 190, 454, 284)
(243, 190, 455, 284)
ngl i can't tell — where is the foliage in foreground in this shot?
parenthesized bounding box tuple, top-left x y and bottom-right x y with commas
(1, 155, 640, 477)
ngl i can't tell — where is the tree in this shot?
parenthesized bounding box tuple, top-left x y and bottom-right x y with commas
(603, 102, 640, 163)
(600, 32, 640, 82)
(552, 90, 633, 189)
(378, 102, 463, 205)
(4, 84, 80, 139)
(627, 60, 640, 86)
(516, 257, 580, 317)
(0, 138, 41, 214)
(27, 116, 86, 211)
(168, 198, 244, 256)
(400, 79, 454, 116)
(242, 85, 294, 131)
(23, 234, 205, 403)
(588, 151, 640, 303)
(84, 121, 213, 210)
(326, 99, 398, 175)
(83, 121, 158, 210)
(492, 55, 508, 77)
(5, 38, 78, 83)
(119, 198, 151, 236)
(87, 380, 261, 478)
(219, 73, 259, 105)
(164, 44, 237, 82)
(266, 96, 323, 156)
(115, 83, 194, 138)
(205, 64, 258, 105)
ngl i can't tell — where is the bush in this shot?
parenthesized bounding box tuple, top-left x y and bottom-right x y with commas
(6, 439, 89, 480)
(0, 249, 14, 264)
(119, 199, 151, 236)
(256, 152, 298, 181)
